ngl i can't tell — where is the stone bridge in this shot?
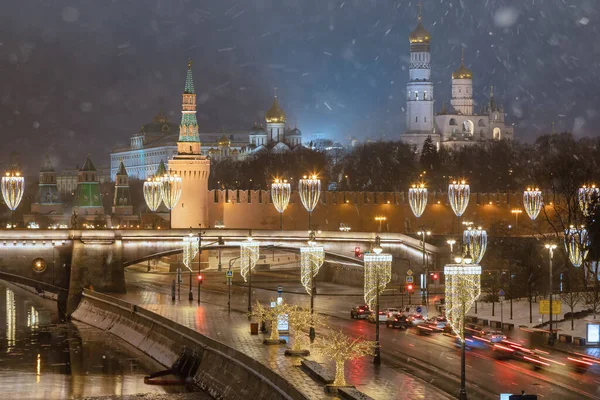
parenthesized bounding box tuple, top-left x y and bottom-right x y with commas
(0, 229, 441, 317)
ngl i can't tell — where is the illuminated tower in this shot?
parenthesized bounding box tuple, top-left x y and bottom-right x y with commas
(112, 160, 133, 215)
(451, 49, 473, 116)
(168, 61, 211, 229)
(73, 155, 105, 220)
(31, 155, 63, 215)
(401, 5, 435, 150)
(265, 96, 286, 143)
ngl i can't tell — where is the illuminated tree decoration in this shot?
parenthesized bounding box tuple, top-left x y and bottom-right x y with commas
(448, 181, 470, 217)
(240, 240, 259, 282)
(578, 185, 599, 217)
(143, 176, 163, 211)
(408, 183, 428, 218)
(182, 236, 199, 271)
(363, 254, 392, 309)
(564, 226, 589, 268)
(287, 305, 327, 352)
(1, 171, 24, 211)
(300, 246, 325, 294)
(444, 264, 481, 341)
(523, 187, 543, 220)
(160, 173, 183, 210)
(462, 227, 488, 264)
(250, 300, 289, 342)
(299, 175, 321, 214)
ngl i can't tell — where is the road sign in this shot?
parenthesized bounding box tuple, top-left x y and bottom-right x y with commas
(226, 270, 233, 278)
(407, 269, 414, 276)
(416, 306, 422, 313)
(498, 289, 505, 297)
(539, 300, 561, 315)
(406, 276, 414, 283)
(277, 285, 283, 294)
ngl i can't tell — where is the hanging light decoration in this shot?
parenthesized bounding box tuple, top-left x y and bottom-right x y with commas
(578, 185, 599, 217)
(408, 183, 428, 218)
(564, 226, 589, 268)
(182, 235, 199, 271)
(299, 175, 321, 227)
(300, 244, 325, 295)
(160, 172, 183, 210)
(240, 238, 260, 282)
(271, 179, 291, 230)
(523, 187, 543, 220)
(463, 227, 488, 264)
(448, 181, 470, 217)
(444, 263, 482, 341)
(143, 176, 163, 211)
(1, 171, 24, 211)
(363, 254, 393, 309)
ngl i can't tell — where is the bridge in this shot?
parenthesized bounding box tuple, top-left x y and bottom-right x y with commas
(0, 229, 441, 317)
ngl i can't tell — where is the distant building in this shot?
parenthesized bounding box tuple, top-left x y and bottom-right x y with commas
(111, 160, 138, 227)
(57, 164, 110, 197)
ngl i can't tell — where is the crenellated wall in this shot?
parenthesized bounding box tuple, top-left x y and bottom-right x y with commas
(207, 190, 556, 235)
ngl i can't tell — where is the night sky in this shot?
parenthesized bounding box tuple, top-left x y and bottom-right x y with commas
(0, 0, 598, 173)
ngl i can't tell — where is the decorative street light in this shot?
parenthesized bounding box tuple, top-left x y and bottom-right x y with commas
(523, 188, 543, 220)
(183, 233, 200, 301)
(160, 172, 183, 210)
(143, 176, 163, 228)
(510, 208, 522, 234)
(564, 225, 589, 268)
(1, 171, 24, 229)
(545, 243, 557, 345)
(299, 175, 321, 229)
(364, 236, 392, 365)
(448, 181, 470, 233)
(339, 223, 351, 232)
(445, 248, 480, 400)
(271, 179, 291, 230)
(408, 183, 428, 218)
(300, 231, 324, 341)
(240, 232, 259, 314)
(463, 227, 488, 264)
(578, 185, 599, 217)
(416, 227, 431, 305)
(374, 216, 387, 232)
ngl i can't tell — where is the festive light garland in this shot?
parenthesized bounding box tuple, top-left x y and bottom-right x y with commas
(182, 236, 199, 271)
(363, 254, 392, 309)
(1, 172, 24, 211)
(298, 175, 321, 213)
(271, 179, 291, 214)
(463, 227, 487, 264)
(578, 185, 599, 217)
(564, 226, 589, 268)
(409, 184, 428, 218)
(523, 187, 543, 220)
(143, 176, 163, 211)
(444, 263, 481, 341)
(160, 173, 183, 210)
(448, 181, 470, 217)
(300, 246, 325, 294)
(240, 240, 259, 282)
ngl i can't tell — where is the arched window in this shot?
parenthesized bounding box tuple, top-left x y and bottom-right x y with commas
(415, 91, 419, 100)
(493, 127, 501, 140)
(415, 116, 418, 123)
(424, 117, 427, 123)
(478, 119, 486, 127)
(424, 91, 428, 100)
(463, 120, 474, 135)
(449, 118, 457, 126)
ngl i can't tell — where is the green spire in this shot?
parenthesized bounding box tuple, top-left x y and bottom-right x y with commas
(155, 160, 167, 176)
(184, 60, 195, 94)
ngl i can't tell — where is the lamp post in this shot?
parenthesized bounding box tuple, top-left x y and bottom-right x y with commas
(417, 227, 431, 305)
(446, 246, 479, 400)
(339, 223, 351, 232)
(143, 176, 163, 228)
(511, 209, 522, 235)
(300, 231, 324, 341)
(271, 179, 291, 230)
(545, 243, 557, 345)
(408, 183, 428, 218)
(375, 216, 387, 232)
(523, 188, 543, 221)
(197, 228, 204, 305)
(448, 181, 470, 235)
(299, 175, 321, 229)
(364, 236, 392, 365)
(160, 172, 183, 229)
(1, 171, 24, 229)
(183, 232, 199, 302)
(240, 231, 259, 314)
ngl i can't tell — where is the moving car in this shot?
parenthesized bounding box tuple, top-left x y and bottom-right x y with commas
(386, 314, 409, 329)
(426, 316, 448, 330)
(407, 313, 426, 326)
(367, 310, 387, 323)
(480, 329, 507, 343)
(350, 305, 370, 319)
(384, 308, 401, 320)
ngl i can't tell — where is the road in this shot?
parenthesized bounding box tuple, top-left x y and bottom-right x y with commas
(125, 265, 600, 400)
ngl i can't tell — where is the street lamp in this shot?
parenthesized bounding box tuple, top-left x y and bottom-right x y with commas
(300, 231, 324, 341)
(364, 236, 392, 365)
(183, 232, 199, 301)
(375, 216, 387, 232)
(445, 247, 480, 400)
(448, 181, 470, 234)
(299, 175, 321, 229)
(511, 209, 522, 234)
(416, 227, 431, 305)
(408, 183, 428, 218)
(564, 225, 589, 268)
(143, 176, 163, 228)
(240, 231, 259, 314)
(271, 179, 291, 230)
(339, 223, 351, 232)
(578, 185, 599, 217)
(160, 172, 183, 228)
(545, 243, 557, 345)
(1, 171, 24, 229)
(463, 227, 487, 264)
(523, 188, 543, 220)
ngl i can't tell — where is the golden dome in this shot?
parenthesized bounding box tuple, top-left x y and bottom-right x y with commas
(452, 49, 472, 79)
(265, 96, 286, 123)
(409, 10, 431, 44)
(218, 134, 230, 145)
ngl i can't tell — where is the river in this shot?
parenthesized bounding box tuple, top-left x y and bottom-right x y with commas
(0, 281, 186, 399)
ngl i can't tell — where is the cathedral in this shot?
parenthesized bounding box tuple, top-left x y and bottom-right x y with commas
(400, 8, 514, 150)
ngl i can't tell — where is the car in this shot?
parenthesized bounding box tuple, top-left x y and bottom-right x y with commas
(480, 329, 507, 343)
(426, 316, 448, 330)
(407, 313, 426, 326)
(402, 305, 429, 320)
(367, 310, 387, 323)
(350, 305, 370, 319)
(386, 314, 409, 329)
(384, 308, 401, 320)
(454, 335, 489, 350)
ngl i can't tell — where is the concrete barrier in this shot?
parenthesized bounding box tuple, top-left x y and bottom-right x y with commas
(559, 334, 572, 343)
(72, 290, 307, 400)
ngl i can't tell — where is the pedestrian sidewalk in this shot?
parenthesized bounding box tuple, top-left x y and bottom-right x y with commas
(113, 287, 452, 400)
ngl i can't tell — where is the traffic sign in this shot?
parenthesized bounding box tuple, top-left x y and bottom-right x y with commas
(277, 285, 283, 294)
(407, 269, 414, 276)
(416, 306, 422, 313)
(226, 270, 233, 278)
(406, 276, 414, 283)
(498, 289, 505, 297)
(539, 300, 561, 315)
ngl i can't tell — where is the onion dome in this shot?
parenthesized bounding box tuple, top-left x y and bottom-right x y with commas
(409, 11, 431, 44)
(452, 49, 472, 80)
(218, 134, 230, 146)
(250, 123, 265, 133)
(265, 96, 286, 123)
